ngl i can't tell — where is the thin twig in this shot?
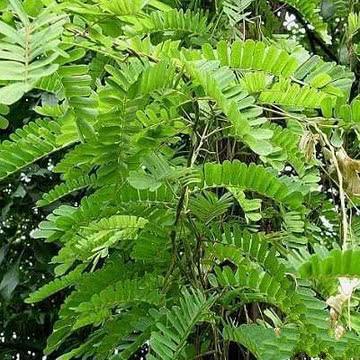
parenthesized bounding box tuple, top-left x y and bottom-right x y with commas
(313, 124, 349, 249)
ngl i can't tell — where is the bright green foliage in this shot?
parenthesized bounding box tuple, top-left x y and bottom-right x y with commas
(0, 118, 72, 180)
(97, 0, 149, 16)
(223, 324, 299, 360)
(203, 161, 303, 208)
(299, 248, 360, 279)
(25, 264, 86, 304)
(0, 0, 66, 104)
(1, 0, 360, 359)
(125, 9, 212, 37)
(36, 174, 97, 207)
(148, 289, 214, 360)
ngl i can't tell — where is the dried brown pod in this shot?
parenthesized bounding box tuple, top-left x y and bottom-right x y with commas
(336, 148, 360, 196)
(299, 131, 319, 162)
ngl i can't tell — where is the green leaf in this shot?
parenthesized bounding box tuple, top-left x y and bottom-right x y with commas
(23, 0, 44, 17)
(0, 83, 31, 105)
(0, 244, 8, 266)
(0, 115, 9, 129)
(12, 184, 26, 198)
(244, 135, 274, 156)
(0, 262, 19, 300)
(9, 0, 30, 26)
(76, 117, 97, 142)
(128, 171, 162, 191)
(0, 3, 65, 104)
(149, 288, 214, 360)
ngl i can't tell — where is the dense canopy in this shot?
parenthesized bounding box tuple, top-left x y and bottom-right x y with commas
(1, 0, 360, 359)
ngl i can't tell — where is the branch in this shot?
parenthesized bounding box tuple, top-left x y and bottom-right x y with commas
(312, 124, 349, 248)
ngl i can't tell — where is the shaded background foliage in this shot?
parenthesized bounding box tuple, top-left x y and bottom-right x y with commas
(0, 98, 61, 359)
